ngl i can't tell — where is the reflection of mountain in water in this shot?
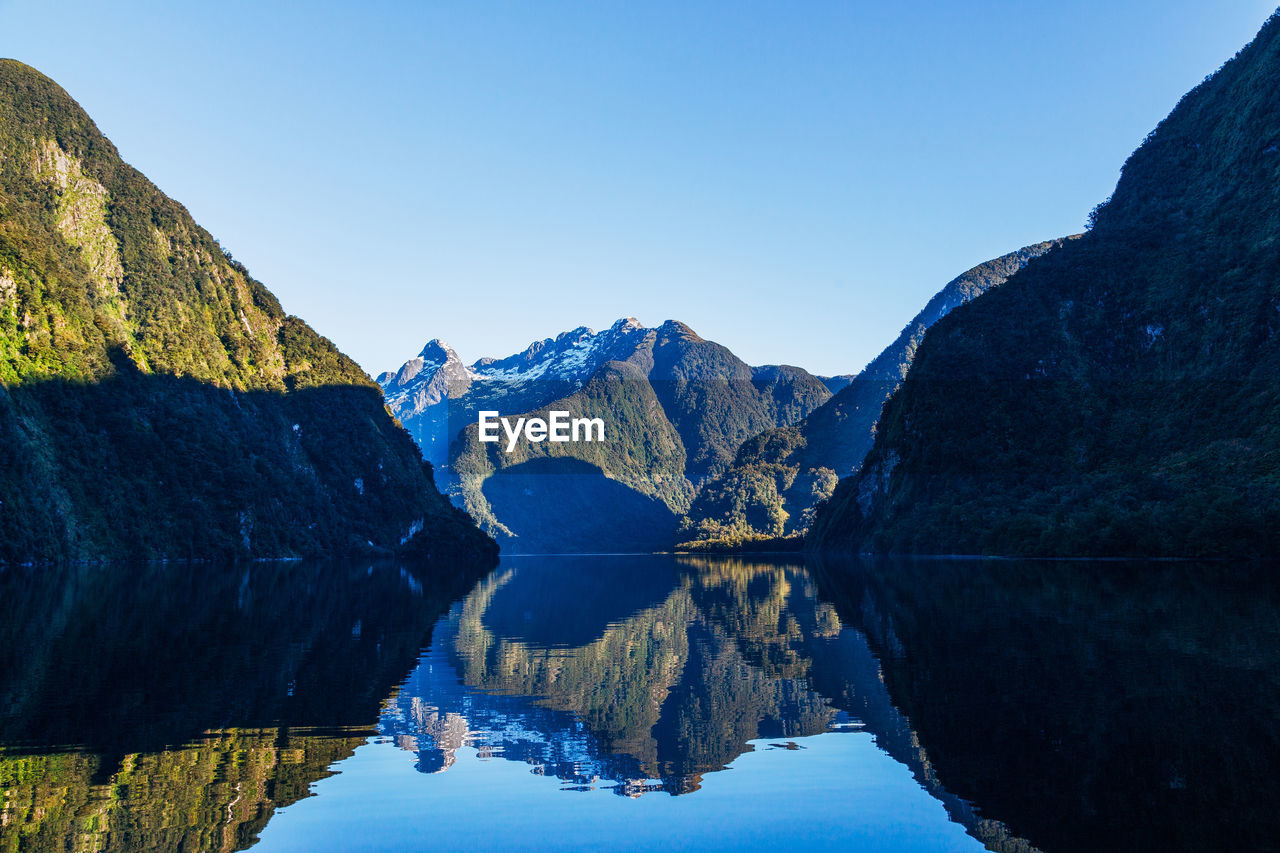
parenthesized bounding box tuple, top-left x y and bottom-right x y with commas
(382, 558, 837, 795)
(379, 555, 1037, 849)
(7, 553, 1271, 853)
(811, 557, 1280, 853)
(0, 559, 487, 853)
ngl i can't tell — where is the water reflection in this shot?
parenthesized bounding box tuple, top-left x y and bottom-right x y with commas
(0, 559, 486, 852)
(382, 557, 845, 795)
(376, 554, 1280, 853)
(378, 555, 1034, 850)
(3, 555, 1277, 853)
(811, 557, 1280, 853)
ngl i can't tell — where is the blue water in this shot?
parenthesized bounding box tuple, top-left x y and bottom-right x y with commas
(4, 553, 1276, 852)
(255, 732, 979, 853)
(252, 555, 996, 852)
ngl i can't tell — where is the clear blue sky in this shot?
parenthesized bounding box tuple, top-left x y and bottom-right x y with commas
(1, 1, 1274, 376)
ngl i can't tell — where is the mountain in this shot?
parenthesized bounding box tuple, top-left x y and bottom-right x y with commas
(380, 319, 832, 552)
(809, 10, 1280, 557)
(379, 318, 654, 471)
(0, 60, 494, 564)
(680, 240, 1068, 548)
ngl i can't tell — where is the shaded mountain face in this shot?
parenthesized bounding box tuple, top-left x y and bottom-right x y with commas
(809, 11, 1280, 557)
(680, 240, 1068, 547)
(0, 60, 494, 563)
(380, 319, 832, 552)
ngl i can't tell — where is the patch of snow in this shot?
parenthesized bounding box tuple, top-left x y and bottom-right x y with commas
(380, 318, 653, 416)
(400, 517, 425, 545)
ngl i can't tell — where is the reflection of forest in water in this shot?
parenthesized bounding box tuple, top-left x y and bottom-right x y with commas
(383, 554, 1280, 853)
(383, 557, 853, 795)
(380, 555, 1031, 852)
(818, 558, 1280, 853)
(0, 560, 485, 853)
(3, 554, 1275, 853)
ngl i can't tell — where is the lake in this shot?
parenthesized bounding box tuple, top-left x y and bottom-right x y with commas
(2, 554, 1277, 852)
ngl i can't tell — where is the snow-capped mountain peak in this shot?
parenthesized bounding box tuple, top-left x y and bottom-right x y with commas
(378, 318, 655, 413)
(444, 318, 652, 385)
(419, 338, 457, 361)
(378, 337, 472, 413)
(377, 318, 660, 468)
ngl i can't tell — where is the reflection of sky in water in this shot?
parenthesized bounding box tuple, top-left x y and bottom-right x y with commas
(8, 555, 1280, 853)
(256, 730, 984, 853)
(254, 556, 1017, 852)
(374, 563, 862, 796)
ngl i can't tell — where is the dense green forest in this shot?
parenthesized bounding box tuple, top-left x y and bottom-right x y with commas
(679, 241, 1066, 550)
(0, 60, 493, 562)
(809, 11, 1280, 557)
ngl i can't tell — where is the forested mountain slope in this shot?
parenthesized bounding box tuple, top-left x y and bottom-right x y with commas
(681, 241, 1066, 548)
(810, 11, 1280, 557)
(0, 60, 493, 563)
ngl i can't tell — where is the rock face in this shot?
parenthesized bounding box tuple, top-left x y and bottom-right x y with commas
(0, 60, 495, 563)
(380, 319, 832, 552)
(377, 339, 477, 468)
(680, 240, 1068, 547)
(379, 319, 654, 472)
(809, 11, 1280, 557)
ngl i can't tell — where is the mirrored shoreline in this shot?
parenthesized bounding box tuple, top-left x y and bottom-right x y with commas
(3, 555, 1277, 852)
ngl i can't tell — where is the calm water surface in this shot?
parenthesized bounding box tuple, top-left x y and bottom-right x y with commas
(2, 555, 1278, 852)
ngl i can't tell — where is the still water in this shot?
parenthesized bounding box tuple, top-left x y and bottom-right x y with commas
(2, 555, 1278, 852)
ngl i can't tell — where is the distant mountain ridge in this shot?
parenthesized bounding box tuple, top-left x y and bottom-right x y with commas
(680, 239, 1070, 547)
(380, 319, 832, 552)
(379, 317, 652, 466)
